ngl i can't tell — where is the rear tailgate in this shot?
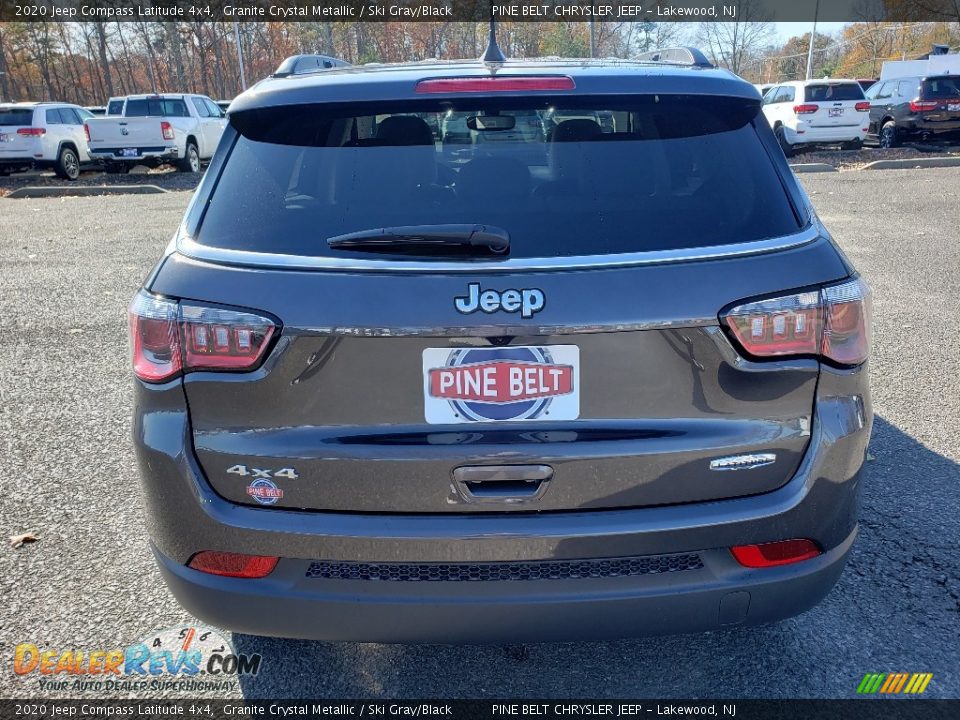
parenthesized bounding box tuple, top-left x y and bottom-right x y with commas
(153, 91, 849, 514)
(85, 117, 169, 154)
(803, 83, 865, 128)
(0, 108, 38, 157)
(919, 76, 960, 122)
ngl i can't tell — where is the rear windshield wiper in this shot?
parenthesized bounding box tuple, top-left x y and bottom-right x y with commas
(326, 224, 509, 256)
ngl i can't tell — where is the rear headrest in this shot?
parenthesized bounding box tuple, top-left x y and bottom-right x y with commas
(376, 115, 434, 146)
(551, 118, 602, 143)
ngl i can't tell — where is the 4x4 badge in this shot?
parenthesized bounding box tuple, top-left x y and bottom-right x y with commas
(454, 283, 545, 319)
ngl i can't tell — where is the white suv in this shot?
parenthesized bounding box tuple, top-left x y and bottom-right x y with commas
(761, 80, 870, 156)
(0, 102, 96, 180)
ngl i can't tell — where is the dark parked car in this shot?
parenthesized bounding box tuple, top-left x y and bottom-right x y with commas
(865, 74, 960, 147)
(130, 47, 872, 643)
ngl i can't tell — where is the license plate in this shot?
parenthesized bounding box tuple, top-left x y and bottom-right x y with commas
(949, 103, 960, 112)
(120, 148, 138, 157)
(422, 345, 580, 424)
(829, 108, 844, 117)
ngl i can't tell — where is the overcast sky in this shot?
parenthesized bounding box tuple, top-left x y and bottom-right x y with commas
(773, 22, 849, 42)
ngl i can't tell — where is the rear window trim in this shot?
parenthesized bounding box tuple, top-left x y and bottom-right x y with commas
(176, 223, 819, 274)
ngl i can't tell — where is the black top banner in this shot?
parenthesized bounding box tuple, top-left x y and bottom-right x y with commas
(2, 0, 960, 23)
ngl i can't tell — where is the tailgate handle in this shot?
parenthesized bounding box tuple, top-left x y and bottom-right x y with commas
(453, 465, 553, 504)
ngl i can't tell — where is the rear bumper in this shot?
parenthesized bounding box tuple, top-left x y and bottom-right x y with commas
(154, 528, 856, 643)
(900, 117, 960, 135)
(0, 156, 37, 169)
(785, 124, 867, 145)
(134, 364, 870, 642)
(88, 146, 178, 162)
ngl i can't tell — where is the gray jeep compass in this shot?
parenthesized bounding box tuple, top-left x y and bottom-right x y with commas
(130, 46, 872, 643)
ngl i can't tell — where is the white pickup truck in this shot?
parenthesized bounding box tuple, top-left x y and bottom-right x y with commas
(84, 94, 226, 173)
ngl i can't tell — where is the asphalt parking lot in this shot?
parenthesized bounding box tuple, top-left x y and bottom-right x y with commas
(1, 168, 958, 700)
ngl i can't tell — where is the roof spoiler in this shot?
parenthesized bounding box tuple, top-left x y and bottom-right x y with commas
(634, 47, 714, 69)
(273, 54, 352, 78)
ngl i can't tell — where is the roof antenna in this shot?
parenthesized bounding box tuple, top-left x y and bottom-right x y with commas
(480, 19, 506, 63)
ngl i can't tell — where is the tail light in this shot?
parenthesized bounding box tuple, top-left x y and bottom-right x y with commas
(416, 76, 575, 94)
(731, 539, 821, 568)
(160, 121, 175, 140)
(854, 101, 871, 112)
(793, 104, 819, 114)
(909, 99, 938, 112)
(16, 127, 46, 136)
(128, 290, 277, 382)
(129, 292, 181, 382)
(180, 304, 277, 370)
(722, 278, 871, 367)
(188, 551, 278, 578)
(83, 123, 90, 142)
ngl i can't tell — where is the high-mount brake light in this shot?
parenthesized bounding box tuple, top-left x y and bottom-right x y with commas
(909, 99, 938, 112)
(722, 278, 870, 366)
(415, 76, 575, 94)
(793, 104, 819, 114)
(128, 290, 277, 382)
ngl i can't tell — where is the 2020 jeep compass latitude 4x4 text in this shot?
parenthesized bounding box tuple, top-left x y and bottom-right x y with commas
(130, 47, 872, 642)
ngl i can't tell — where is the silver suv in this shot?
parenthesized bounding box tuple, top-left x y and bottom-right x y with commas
(129, 48, 872, 643)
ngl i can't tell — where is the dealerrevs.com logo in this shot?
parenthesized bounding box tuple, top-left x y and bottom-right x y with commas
(13, 626, 261, 693)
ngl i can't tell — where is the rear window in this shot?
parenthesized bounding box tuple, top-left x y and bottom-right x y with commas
(125, 98, 189, 117)
(0, 108, 34, 126)
(107, 100, 125, 115)
(922, 77, 960, 98)
(804, 84, 864, 102)
(198, 95, 801, 260)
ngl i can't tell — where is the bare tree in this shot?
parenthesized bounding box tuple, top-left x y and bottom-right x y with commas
(694, 0, 775, 75)
(93, 22, 114, 96)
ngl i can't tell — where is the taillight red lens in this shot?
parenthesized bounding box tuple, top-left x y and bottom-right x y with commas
(722, 278, 870, 366)
(179, 304, 275, 371)
(187, 551, 279, 578)
(731, 539, 821, 568)
(909, 99, 938, 112)
(723, 290, 822, 358)
(161, 121, 175, 140)
(854, 101, 871, 112)
(128, 290, 277, 382)
(83, 123, 90, 142)
(793, 104, 819, 114)
(822, 281, 871, 366)
(17, 127, 46, 136)
(416, 76, 575, 94)
(129, 292, 182, 382)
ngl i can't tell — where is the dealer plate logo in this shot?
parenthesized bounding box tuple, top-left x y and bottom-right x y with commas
(422, 346, 579, 424)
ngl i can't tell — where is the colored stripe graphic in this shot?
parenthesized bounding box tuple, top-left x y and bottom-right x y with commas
(858, 674, 886, 694)
(858, 672, 932, 694)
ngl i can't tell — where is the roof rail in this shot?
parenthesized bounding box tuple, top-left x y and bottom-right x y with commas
(273, 54, 352, 78)
(634, 47, 714, 69)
